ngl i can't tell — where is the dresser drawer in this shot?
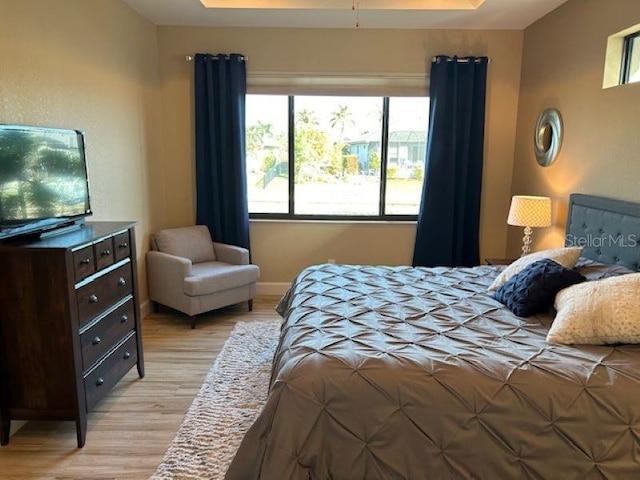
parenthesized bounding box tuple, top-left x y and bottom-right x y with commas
(94, 237, 115, 270)
(76, 263, 133, 328)
(113, 231, 131, 262)
(73, 245, 96, 282)
(80, 299, 135, 372)
(84, 333, 138, 411)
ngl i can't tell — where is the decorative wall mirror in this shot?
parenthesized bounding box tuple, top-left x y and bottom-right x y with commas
(534, 108, 563, 167)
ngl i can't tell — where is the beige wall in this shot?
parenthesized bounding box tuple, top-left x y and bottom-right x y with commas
(0, 0, 163, 302)
(157, 26, 523, 284)
(509, 0, 640, 256)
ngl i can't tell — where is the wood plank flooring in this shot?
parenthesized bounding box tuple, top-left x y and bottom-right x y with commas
(0, 298, 280, 479)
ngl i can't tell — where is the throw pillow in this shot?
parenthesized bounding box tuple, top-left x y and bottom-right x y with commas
(494, 259, 586, 317)
(154, 225, 216, 263)
(488, 246, 583, 291)
(547, 273, 640, 345)
(575, 258, 635, 281)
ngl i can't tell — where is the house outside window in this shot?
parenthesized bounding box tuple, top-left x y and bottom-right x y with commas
(246, 94, 429, 220)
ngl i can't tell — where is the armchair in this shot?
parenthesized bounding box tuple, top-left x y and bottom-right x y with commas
(146, 225, 259, 328)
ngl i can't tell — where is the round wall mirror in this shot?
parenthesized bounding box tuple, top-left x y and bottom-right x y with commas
(534, 108, 563, 167)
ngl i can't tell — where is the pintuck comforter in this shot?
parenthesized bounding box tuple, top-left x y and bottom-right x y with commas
(225, 264, 640, 480)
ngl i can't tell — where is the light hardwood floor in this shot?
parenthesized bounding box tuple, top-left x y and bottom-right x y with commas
(0, 298, 279, 479)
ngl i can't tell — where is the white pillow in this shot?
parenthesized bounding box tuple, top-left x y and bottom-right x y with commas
(488, 247, 583, 291)
(547, 273, 640, 345)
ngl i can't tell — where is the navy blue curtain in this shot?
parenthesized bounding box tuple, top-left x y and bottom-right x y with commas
(194, 53, 250, 250)
(413, 55, 489, 267)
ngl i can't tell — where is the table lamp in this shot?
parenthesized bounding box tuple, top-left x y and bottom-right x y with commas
(508, 195, 552, 256)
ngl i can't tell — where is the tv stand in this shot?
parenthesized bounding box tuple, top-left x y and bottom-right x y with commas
(0, 221, 144, 448)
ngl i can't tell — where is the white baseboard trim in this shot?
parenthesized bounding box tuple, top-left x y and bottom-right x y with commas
(10, 420, 27, 437)
(140, 299, 152, 319)
(257, 282, 290, 297)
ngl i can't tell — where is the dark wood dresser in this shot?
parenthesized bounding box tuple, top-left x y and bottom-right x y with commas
(0, 221, 144, 447)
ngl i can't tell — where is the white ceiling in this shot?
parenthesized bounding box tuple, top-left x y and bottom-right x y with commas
(122, 0, 568, 29)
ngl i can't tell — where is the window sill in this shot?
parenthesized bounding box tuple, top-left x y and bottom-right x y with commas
(249, 218, 417, 226)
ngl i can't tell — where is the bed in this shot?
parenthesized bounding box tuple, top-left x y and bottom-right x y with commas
(226, 194, 640, 479)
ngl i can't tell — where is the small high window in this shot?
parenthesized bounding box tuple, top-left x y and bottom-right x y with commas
(621, 32, 640, 85)
(602, 25, 640, 89)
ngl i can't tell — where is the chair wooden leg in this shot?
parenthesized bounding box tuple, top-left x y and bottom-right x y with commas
(248, 299, 253, 312)
(189, 315, 196, 329)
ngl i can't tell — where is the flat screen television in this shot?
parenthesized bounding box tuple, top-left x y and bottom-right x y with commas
(0, 124, 92, 241)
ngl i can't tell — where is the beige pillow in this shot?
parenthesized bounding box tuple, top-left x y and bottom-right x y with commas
(154, 225, 216, 263)
(488, 247, 583, 291)
(547, 273, 640, 345)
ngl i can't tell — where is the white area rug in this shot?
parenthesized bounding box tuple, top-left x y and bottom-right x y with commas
(150, 320, 281, 480)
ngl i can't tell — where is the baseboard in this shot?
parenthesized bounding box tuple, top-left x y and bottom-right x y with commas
(10, 420, 27, 437)
(257, 282, 290, 296)
(140, 299, 152, 319)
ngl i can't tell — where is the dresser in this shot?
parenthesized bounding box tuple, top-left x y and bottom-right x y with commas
(0, 221, 144, 447)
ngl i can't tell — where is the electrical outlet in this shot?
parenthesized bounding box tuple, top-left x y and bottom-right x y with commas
(327, 258, 336, 264)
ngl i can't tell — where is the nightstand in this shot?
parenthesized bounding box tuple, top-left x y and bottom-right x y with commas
(484, 258, 517, 266)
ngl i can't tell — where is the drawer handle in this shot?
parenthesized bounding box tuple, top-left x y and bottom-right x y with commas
(101, 249, 111, 257)
(123, 351, 131, 360)
(96, 377, 104, 386)
(118, 277, 126, 286)
(120, 314, 129, 324)
(89, 295, 99, 304)
(118, 242, 129, 249)
(92, 336, 101, 345)
(80, 258, 91, 265)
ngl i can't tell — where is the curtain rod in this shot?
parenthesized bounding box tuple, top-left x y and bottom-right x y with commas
(184, 54, 484, 64)
(431, 56, 490, 64)
(184, 54, 481, 64)
(185, 54, 248, 61)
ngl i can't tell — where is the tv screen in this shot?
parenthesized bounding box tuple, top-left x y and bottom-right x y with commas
(0, 125, 92, 239)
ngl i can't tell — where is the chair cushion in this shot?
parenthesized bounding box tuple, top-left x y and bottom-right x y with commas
(154, 225, 216, 263)
(184, 262, 260, 296)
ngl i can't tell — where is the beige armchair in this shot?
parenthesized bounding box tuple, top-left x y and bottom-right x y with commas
(146, 225, 259, 328)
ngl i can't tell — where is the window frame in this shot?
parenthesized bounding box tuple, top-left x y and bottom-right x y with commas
(620, 31, 640, 85)
(248, 94, 426, 222)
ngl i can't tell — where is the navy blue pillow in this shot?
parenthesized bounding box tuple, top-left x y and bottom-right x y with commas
(494, 258, 586, 317)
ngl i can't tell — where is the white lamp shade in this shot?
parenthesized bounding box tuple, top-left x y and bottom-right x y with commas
(507, 195, 552, 227)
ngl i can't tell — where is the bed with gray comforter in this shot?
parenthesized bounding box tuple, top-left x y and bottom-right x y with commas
(226, 260, 640, 479)
(226, 194, 640, 479)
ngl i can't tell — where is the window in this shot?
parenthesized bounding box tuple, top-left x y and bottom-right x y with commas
(621, 31, 640, 85)
(246, 95, 289, 214)
(246, 94, 429, 220)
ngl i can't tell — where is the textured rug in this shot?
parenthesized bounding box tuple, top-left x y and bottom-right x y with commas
(150, 320, 281, 480)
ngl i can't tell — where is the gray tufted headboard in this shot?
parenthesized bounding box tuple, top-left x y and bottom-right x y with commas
(566, 194, 640, 272)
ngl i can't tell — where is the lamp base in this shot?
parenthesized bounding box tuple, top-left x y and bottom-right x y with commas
(520, 226, 533, 257)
